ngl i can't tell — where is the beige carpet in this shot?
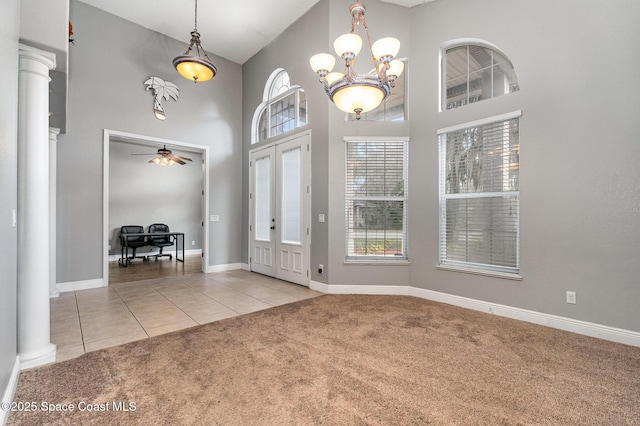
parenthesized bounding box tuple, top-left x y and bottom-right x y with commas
(9, 295, 640, 425)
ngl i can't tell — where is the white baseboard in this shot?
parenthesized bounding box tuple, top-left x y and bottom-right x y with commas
(56, 278, 105, 293)
(205, 263, 242, 273)
(241, 263, 250, 272)
(19, 343, 56, 371)
(108, 249, 202, 262)
(1, 357, 21, 426)
(309, 282, 640, 348)
(56, 259, 240, 293)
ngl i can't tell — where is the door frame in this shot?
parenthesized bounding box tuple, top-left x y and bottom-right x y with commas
(248, 130, 311, 285)
(102, 129, 210, 284)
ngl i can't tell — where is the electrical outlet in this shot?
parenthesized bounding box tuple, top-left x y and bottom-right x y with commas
(566, 291, 577, 304)
(318, 264, 324, 274)
(191, 241, 195, 246)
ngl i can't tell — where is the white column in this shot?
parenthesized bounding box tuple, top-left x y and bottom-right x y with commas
(17, 44, 57, 369)
(49, 127, 60, 298)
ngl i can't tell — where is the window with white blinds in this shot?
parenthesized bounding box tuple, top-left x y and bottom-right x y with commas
(345, 139, 408, 260)
(438, 112, 520, 274)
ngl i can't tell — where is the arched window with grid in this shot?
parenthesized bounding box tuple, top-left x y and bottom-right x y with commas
(253, 69, 307, 143)
(443, 42, 519, 111)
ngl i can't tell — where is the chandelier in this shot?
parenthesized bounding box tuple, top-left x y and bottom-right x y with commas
(310, 2, 404, 120)
(173, 0, 217, 83)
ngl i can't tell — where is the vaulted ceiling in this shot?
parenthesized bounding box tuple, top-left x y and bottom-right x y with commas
(77, 0, 433, 64)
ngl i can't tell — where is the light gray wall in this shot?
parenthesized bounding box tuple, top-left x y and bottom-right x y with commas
(109, 141, 203, 255)
(243, 0, 640, 333)
(58, 0, 243, 283)
(0, 0, 19, 399)
(407, 0, 640, 332)
(242, 0, 331, 281)
(19, 0, 68, 72)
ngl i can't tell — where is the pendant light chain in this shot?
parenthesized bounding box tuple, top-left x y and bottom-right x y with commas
(194, 0, 198, 31)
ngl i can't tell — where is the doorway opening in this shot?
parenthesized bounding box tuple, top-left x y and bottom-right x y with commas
(102, 129, 209, 285)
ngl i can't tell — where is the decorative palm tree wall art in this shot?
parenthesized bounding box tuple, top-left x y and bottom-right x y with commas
(144, 77, 180, 120)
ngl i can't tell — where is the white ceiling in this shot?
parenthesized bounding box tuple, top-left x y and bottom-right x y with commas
(78, 0, 432, 65)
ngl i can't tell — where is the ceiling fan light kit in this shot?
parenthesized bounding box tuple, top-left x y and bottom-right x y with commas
(310, 1, 404, 120)
(132, 145, 193, 166)
(173, 0, 217, 83)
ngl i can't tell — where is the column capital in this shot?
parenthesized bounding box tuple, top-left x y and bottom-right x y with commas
(19, 43, 56, 72)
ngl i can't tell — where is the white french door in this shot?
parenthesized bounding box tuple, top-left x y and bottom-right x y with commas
(249, 133, 310, 286)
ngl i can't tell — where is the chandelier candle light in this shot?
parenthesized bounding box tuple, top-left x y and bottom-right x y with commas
(310, 2, 404, 120)
(173, 0, 217, 83)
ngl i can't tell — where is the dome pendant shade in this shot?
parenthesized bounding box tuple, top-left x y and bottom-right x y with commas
(174, 58, 216, 83)
(332, 85, 385, 116)
(310, 53, 336, 74)
(386, 59, 405, 78)
(328, 75, 390, 119)
(334, 33, 363, 58)
(173, 54, 216, 83)
(173, 1, 217, 83)
(173, 36, 217, 83)
(371, 37, 400, 62)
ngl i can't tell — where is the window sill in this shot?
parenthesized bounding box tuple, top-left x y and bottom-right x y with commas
(345, 260, 411, 266)
(436, 264, 522, 281)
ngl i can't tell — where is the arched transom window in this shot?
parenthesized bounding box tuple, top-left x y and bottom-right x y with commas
(443, 43, 519, 110)
(253, 69, 307, 143)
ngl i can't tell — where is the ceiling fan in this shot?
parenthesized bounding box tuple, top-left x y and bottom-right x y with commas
(132, 145, 193, 166)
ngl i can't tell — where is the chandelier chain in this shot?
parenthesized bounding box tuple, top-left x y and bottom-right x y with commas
(351, 8, 383, 76)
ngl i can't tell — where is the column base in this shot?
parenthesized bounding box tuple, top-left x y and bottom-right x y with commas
(19, 343, 56, 370)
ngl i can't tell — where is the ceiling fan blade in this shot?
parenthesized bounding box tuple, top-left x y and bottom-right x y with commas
(176, 155, 193, 162)
(168, 154, 186, 165)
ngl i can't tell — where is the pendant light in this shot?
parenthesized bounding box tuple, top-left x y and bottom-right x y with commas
(310, 2, 404, 120)
(173, 0, 217, 83)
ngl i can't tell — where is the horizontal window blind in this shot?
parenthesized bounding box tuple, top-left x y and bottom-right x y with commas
(439, 117, 520, 273)
(346, 140, 408, 260)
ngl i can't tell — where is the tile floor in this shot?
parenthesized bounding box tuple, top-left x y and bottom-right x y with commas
(50, 270, 322, 363)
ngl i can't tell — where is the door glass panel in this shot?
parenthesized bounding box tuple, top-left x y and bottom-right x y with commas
(281, 147, 301, 244)
(255, 156, 271, 241)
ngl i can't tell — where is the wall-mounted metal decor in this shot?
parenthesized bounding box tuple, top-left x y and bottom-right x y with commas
(144, 77, 180, 121)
